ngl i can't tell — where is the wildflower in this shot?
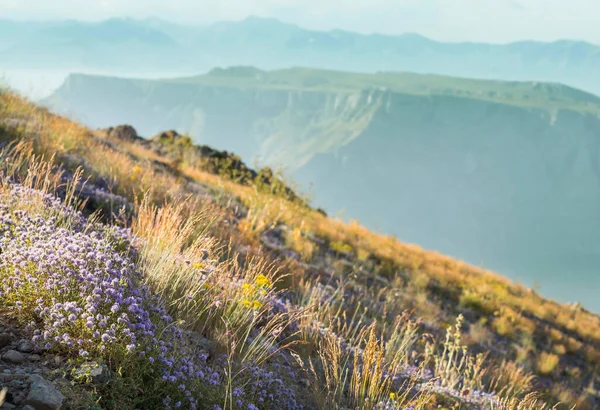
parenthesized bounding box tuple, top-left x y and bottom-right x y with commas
(0, 184, 304, 410)
(255, 274, 271, 289)
(389, 392, 397, 400)
(192, 262, 204, 269)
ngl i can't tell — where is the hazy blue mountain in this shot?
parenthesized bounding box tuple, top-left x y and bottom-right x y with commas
(3, 16, 600, 94)
(0, 19, 53, 51)
(0, 18, 184, 70)
(42, 68, 600, 311)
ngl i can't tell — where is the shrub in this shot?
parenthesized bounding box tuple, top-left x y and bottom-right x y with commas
(330, 240, 354, 255)
(536, 352, 560, 376)
(492, 314, 515, 338)
(459, 290, 495, 315)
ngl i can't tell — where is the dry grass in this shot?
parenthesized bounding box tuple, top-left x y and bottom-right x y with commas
(2, 88, 598, 409)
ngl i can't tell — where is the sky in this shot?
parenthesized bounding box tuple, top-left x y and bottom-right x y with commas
(1, 0, 600, 44)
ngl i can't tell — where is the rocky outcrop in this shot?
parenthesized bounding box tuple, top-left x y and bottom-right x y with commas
(0, 323, 65, 410)
(104, 124, 140, 141)
(24, 376, 64, 410)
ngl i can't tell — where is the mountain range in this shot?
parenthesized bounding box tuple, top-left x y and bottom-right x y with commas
(2, 16, 600, 95)
(42, 67, 600, 312)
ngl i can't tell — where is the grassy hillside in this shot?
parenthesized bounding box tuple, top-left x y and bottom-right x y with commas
(56, 66, 600, 113)
(1, 89, 599, 409)
(175, 67, 600, 112)
(42, 68, 600, 312)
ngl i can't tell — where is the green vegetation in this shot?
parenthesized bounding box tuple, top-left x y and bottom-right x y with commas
(166, 67, 600, 113)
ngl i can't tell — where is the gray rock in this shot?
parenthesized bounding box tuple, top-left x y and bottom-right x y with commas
(27, 355, 41, 362)
(2, 351, 24, 364)
(17, 340, 34, 354)
(73, 362, 109, 383)
(11, 393, 23, 405)
(24, 375, 64, 410)
(0, 334, 11, 349)
(2, 403, 17, 409)
(105, 125, 138, 141)
(22, 406, 35, 410)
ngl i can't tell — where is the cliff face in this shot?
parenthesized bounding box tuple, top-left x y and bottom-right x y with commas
(48, 74, 380, 167)
(294, 95, 600, 309)
(43, 73, 600, 310)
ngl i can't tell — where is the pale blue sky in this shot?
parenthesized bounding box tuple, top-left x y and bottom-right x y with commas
(1, 0, 599, 44)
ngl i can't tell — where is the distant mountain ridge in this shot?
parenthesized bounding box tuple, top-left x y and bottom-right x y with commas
(44, 67, 600, 168)
(42, 68, 600, 312)
(2, 16, 600, 94)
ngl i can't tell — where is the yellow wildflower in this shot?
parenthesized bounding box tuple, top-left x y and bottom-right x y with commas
(242, 300, 252, 308)
(255, 274, 271, 289)
(253, 300, 263, 309)
(192, 262, 204, 269)
(389, 392, 397, 400)
(243, 283, 255, 294)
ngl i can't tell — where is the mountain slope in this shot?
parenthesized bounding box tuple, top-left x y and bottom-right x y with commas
(3, 87, 600, 409)
(3, 16, 600, 94)
(42, 68, 600, 313)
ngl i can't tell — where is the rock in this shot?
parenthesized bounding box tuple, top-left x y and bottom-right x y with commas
(24, 375, 64, 410)
(72, 362, 109, 383)
(27, 355, 41, 362)
(21, 406, 35, 410)
(2, 402, 17, 409)
(17, 340, 35, 354)
(2, 351, 24, 364)
(0, 334, 11, 349)
(52, 357, 63, 367)
(105, 125, 138, 141)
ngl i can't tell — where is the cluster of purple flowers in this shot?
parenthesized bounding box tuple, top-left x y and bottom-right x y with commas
(240, 364, 302, 409)
(0, 183, 304, 409)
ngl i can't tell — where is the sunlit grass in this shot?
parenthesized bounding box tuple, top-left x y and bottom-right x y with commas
(1, 87, 597, 409)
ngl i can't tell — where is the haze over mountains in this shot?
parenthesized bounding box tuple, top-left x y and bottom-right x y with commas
(2, 15, 600, 312)
(2, 16, 600, 95)
(43, 67, 600, 312)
